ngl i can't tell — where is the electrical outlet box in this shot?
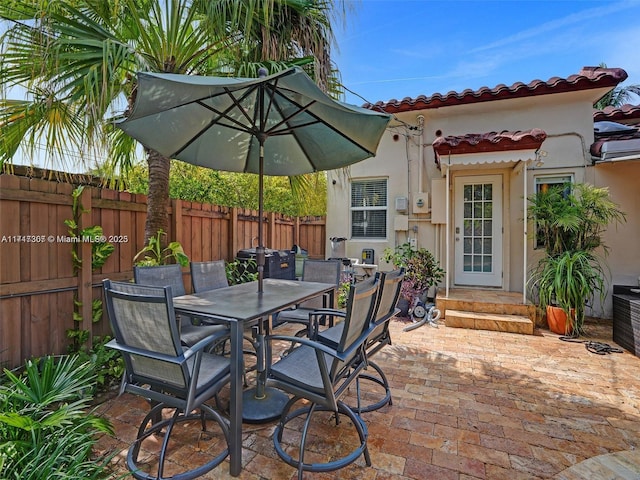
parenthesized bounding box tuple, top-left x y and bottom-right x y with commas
(409, 238, 417, 249)
(395, 196, 408, 213)
(431, 179, 446, 224)
(394, 215, 409, 231)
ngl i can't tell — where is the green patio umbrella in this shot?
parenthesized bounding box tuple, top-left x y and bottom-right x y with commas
(117, 66, 391, 292)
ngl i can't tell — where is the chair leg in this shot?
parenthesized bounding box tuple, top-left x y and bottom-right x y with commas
(273, 397, 371, 477)
(297, 403, 318, 480)
(351, 360, 392, 413)
(127, 402, 230, 480)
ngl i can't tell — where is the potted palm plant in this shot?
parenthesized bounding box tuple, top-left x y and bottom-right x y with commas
(527, 183, 625, 336)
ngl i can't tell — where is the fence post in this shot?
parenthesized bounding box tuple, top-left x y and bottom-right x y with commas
(230, 207, 238, 261)
(294, 216, 300, 247)
(77, 187, 93, 348)
(268, 212, 276, 250)
(172, 198, 183, 246)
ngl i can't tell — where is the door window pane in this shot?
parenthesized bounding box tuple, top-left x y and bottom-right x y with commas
(461, 181, 496, 276)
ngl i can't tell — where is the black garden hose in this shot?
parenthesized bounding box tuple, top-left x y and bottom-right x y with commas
(559, 336, 624, 355)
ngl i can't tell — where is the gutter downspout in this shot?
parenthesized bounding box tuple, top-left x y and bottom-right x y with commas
(445, 154, 450, 299)
(523, 160, 528, 304)
(417, 115, 425, 193)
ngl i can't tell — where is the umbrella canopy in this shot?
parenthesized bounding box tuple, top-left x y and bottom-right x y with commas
(117, 66, 391, 291)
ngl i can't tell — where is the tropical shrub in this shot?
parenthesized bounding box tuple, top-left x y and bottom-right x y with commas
(382, 242, 444, 302)
(527, 182, 626, 335)
(0, 355, 115, 479)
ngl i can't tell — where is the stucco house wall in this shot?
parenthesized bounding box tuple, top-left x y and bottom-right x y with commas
(326, 66, 639, 319)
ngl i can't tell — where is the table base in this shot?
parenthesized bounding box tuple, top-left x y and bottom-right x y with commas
(242, 387, 289, 423)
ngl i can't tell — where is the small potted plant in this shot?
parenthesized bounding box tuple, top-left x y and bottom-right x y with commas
(527, 183, 625, 336)
(382, 242, 444, 316)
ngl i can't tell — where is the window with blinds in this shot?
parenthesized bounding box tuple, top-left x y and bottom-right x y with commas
(351, 179, 387, 239)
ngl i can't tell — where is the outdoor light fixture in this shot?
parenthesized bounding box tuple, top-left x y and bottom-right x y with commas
(535, 149, 548, 167)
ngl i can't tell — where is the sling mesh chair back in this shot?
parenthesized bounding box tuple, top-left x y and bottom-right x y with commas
(190, 259, 258, 383)
(317, 268, 405, 412)
(103, 279, 231, 480)
(134, 264, 228, 346)
(266, 275, 380, 479)
(273, 259, 341, 332)
(190, 260, 229, 293)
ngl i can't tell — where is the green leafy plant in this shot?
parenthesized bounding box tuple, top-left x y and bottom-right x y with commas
(337, 280, 351, 308)
(67, 332, 124, 391)
(530, 250, 607, 335)
(382, 242, 444, 301)
(133, 229, 189, 267)
(64, 186, 115, 356)
(64, 186, 115, 272)
(527, 182, 626, 257)
(527, 182, 626, 335)
(225, 258, 259, 285)
(0, 355, 115, 479)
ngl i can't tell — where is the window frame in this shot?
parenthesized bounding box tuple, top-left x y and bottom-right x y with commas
(533, 174, 574, 249)
(350, 178, 388, 240)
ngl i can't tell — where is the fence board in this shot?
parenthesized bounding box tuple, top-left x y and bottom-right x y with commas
(29, 293, 51, 358)
(0, 195, 20, 282)
(0, 174, 324, 368)
(0, 297, 21, 366)
(99, 188, 118, 274)
(117, 192, 135, 275)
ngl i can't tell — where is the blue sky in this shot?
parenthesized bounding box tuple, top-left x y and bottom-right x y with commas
(333, 0, 640, 105)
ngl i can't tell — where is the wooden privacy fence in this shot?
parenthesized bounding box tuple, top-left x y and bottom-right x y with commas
(0, 174, 326, 369)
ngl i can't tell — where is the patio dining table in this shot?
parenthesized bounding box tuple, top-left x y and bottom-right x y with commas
(173, 277, 336, 477)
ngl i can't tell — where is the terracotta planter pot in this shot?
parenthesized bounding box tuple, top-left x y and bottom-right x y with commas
(546, 305, 574, 335)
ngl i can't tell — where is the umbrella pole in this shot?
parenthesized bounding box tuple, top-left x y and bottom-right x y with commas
(243, 134, 289, 423)
(257, 142, 265, 294)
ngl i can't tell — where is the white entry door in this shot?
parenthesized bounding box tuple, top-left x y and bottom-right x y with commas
(454, 175, 503, 287)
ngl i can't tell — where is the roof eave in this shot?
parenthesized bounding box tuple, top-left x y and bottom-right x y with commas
(368, 67, 628, 114)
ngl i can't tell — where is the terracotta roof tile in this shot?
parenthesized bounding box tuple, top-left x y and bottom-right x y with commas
(432, 129, 547, 156)
(593, 104, 640, 123)
(366, 67, 628, 114)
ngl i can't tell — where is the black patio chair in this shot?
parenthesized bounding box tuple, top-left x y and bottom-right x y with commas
(103, 279, 231, 480)
(190, 260, 258, 383)
(273, 258, 342, 334)
(315, 268, 405, 412)
(266, 274, 380, 479)
(190, 260, 229, 292)
(134, 264, 229, 347)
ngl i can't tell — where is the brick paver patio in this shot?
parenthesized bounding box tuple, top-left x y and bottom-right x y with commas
(94, 318, 640, 479)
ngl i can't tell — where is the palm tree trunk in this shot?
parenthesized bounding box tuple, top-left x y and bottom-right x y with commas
(145, 149, 170, 245)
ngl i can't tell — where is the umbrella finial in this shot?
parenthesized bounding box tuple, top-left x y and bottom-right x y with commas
(258, 67, 268, 78)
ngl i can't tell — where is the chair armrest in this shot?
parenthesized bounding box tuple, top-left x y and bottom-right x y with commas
(106, 331, 228, 365)
(307, 308, 346, 337)
(106, 339, 184, 365)
(268, 334, 341, 359)
(182, 329, 231, 360)
(267, 334, 365, 363)
(308, 308, 346, 318)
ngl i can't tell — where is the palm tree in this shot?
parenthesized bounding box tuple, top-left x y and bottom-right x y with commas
(0, 0, 340, 243)
(594, 62, 640, 109)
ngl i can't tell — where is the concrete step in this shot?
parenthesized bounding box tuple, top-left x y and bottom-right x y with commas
(437, 297, 535, 319)
(444, 309, 534, 335)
